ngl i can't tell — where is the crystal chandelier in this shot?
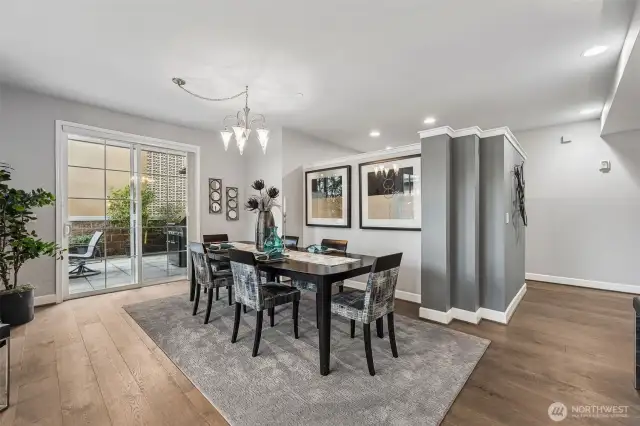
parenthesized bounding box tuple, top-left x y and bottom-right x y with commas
(172, 78, 269, 155)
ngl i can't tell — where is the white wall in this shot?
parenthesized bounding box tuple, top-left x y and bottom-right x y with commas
(0, 84, 249, 296)
(303, 146, 422, 297)
(282, 128, 359, 241)
(515, 120, 640, 289)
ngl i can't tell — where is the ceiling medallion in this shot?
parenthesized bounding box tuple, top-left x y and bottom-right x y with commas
(172, 78, 269, 155)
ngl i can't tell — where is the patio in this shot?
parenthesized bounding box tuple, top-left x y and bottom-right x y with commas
(69, 253, 187, 294)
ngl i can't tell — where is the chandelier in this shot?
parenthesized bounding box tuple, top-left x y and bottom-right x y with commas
(172, 78, 269, 155)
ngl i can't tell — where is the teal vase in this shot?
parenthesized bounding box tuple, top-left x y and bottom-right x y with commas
(263, 226, 284, 253)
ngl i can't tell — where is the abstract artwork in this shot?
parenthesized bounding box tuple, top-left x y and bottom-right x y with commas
(209, 178, 222, 214)
(359, 154, 421, 230)
(226, 187, 239, 221)
(305, 165, 351, 228)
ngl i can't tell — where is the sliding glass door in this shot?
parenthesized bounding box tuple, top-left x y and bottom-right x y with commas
(64, 135, 188, 298)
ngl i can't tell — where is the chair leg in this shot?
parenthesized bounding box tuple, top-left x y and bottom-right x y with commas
(350, 320, 355, 338)
(216, 287, 219, 301)
(243, 304, 248, 314)
(203, 287, 207, 294)
(231, 302, 241, 343)
(204, 287, 214, 324)
(252, 311, 264, 357)
(376, 317, 384, 338)
(192, 284, 201, 316)
(269, 307, 275, 327)
(227, 286, 233, 306)
(363, 323, 375, 376)
(315, 293, 320, 329)
(388, 312, 398, 358)
(339, 285, 344, 293)
(293, 300, 299, 339)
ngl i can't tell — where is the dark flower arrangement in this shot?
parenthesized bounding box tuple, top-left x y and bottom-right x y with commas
(246, 179, 280, 212)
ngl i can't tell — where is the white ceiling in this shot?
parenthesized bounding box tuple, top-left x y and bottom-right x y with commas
(0, 0, 635, 151)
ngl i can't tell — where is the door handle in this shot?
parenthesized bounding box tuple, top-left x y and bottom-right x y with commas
(64, 223, 71, 237)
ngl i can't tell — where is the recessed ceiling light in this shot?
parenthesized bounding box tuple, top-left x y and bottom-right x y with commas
(580, 107, 601, 115)
(582, 45, 608, 57)
(385, 146, 392, 150)
(423, 117, 436, 124)
(369, 130, 380, 137)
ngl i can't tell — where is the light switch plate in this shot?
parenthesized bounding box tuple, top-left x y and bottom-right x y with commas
(505, 212, 510, 224)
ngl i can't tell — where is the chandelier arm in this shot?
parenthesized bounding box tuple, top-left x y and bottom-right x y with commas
(172, 78, 246, 102)
(222, 115, 237, 127)
(249, 114, 266, 127)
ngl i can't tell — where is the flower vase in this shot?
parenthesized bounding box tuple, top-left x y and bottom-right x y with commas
(256, 210, 275, 251)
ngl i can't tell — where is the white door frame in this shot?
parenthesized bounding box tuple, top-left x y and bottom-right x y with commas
(55, 120, 201, 303)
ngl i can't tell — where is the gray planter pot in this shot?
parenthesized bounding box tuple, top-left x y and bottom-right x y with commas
(256, 210, 275, 251)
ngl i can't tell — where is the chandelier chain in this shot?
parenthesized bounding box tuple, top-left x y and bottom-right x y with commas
(172, 78, 247, 102)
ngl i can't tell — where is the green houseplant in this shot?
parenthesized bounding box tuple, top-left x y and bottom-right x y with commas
(0, 165, 64, 325)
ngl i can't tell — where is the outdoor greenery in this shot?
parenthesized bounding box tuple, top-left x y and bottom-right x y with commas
(0, 165, 64, 293)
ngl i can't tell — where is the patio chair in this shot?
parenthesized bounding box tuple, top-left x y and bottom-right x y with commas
(68, 231, 104, 278)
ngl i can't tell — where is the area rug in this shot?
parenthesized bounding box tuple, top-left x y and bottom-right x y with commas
(124, 294, 489, 426)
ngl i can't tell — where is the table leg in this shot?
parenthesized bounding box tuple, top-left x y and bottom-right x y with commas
(189, 260, 196, 302)
(318, 277, 332, 376)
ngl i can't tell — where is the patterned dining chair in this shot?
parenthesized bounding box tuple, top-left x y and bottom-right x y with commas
(283, 235, 299, 249)
(331, 252, 403, 376)
(189, 242, 234, 324)
(229, 249, 301, 357)
(291, 239, 348, 328)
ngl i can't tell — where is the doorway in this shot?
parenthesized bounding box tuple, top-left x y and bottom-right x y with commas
(55, 122, 200, 300)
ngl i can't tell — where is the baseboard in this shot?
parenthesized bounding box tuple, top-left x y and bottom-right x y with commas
(343, 279, 421, 304)
(35, 294, 57, 307)
(419, 283, 527, 326)
(526, 273, 640, 295)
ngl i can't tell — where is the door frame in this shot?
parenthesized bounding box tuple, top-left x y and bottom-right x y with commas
(55, 120, 201, 303)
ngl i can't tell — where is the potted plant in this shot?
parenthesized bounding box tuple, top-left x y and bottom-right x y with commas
(245, 179, 280, 251)
(0, 165, 64, 325)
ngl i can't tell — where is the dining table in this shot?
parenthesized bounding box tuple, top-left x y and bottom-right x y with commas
(191, 241, 376, 376)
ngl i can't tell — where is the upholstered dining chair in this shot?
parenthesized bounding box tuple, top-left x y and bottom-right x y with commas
(228, 249, 301, 357)
(321, 239, 347, 293)
(202, 234, 229, 243)
(283, 235, 299, 249)
(331, 252, 403, 376)
(189, 242, 234, 324)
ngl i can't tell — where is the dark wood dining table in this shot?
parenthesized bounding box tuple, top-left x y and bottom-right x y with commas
(190, 242, 376, 376)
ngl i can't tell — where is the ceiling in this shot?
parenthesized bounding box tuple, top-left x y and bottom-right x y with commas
(0, 0, 636, 151)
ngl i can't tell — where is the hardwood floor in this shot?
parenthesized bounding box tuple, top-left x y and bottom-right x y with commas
(0, 280, 637, 425)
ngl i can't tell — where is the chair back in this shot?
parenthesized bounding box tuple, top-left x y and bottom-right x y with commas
(228, 249, 262, 310)
(362, 253, 403, 322)
(203, 234, 229, 243)
(189, 242, 214, 286)
(321, 238, 348, 252)
(87, 231, 104, 254)
(283, 235, 299, 249)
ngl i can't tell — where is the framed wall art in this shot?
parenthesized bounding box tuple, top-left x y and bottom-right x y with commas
(208, 178, 222, 214)
(226, 187, 239, 221)
(359, 154, 421, 230)
(305, 165, 351, 228)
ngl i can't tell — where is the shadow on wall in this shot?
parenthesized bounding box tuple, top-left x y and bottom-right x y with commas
(602, 130, 640, 189)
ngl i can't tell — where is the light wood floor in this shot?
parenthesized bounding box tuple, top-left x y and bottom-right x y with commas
(0, 280, 637, 425)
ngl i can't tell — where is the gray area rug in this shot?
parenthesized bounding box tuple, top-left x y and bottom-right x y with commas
(124, 293, 489, 426)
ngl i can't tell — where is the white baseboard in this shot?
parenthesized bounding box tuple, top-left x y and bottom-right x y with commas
(526, 273, 640, 295)
(343, 280, 421, 304)
(419, 283, 527, 326)
(35, 294, 57, 307)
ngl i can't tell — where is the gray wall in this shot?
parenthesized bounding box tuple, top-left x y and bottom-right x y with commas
(0, 84, 248, 296)
(421, 134, 451, 311)
(450, 135, 480, 312)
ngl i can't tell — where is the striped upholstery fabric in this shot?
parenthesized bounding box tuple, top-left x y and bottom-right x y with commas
(331, 266, 400, 324)
(191, 250, 233, 290)
(292, 279, 343, 293)
(230, 262, 300, 311)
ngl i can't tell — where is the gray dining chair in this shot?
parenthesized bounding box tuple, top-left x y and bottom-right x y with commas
(190, 242, 234, 324)
(229, 249, 301, 357)
(331, 252, 403, 376)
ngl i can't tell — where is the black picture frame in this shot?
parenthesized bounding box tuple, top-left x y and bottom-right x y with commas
(358, 154, 421, 231)
(305, 165, 352, 228)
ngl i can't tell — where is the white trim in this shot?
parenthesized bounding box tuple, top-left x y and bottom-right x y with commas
(419, 283, 527, 325)
(418, 126, 528, 160)
(343, 279, 421, 304)
(526, 273, 640, 295)
(303, 143, 420, 170)
(55, 123, 66, 304)
(478, 283, 527, 324)
(419, 307, 453, 324)
(35, 294, 58, 307)
(69, 215, 109, 222)
(64, 276, 186, 300)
